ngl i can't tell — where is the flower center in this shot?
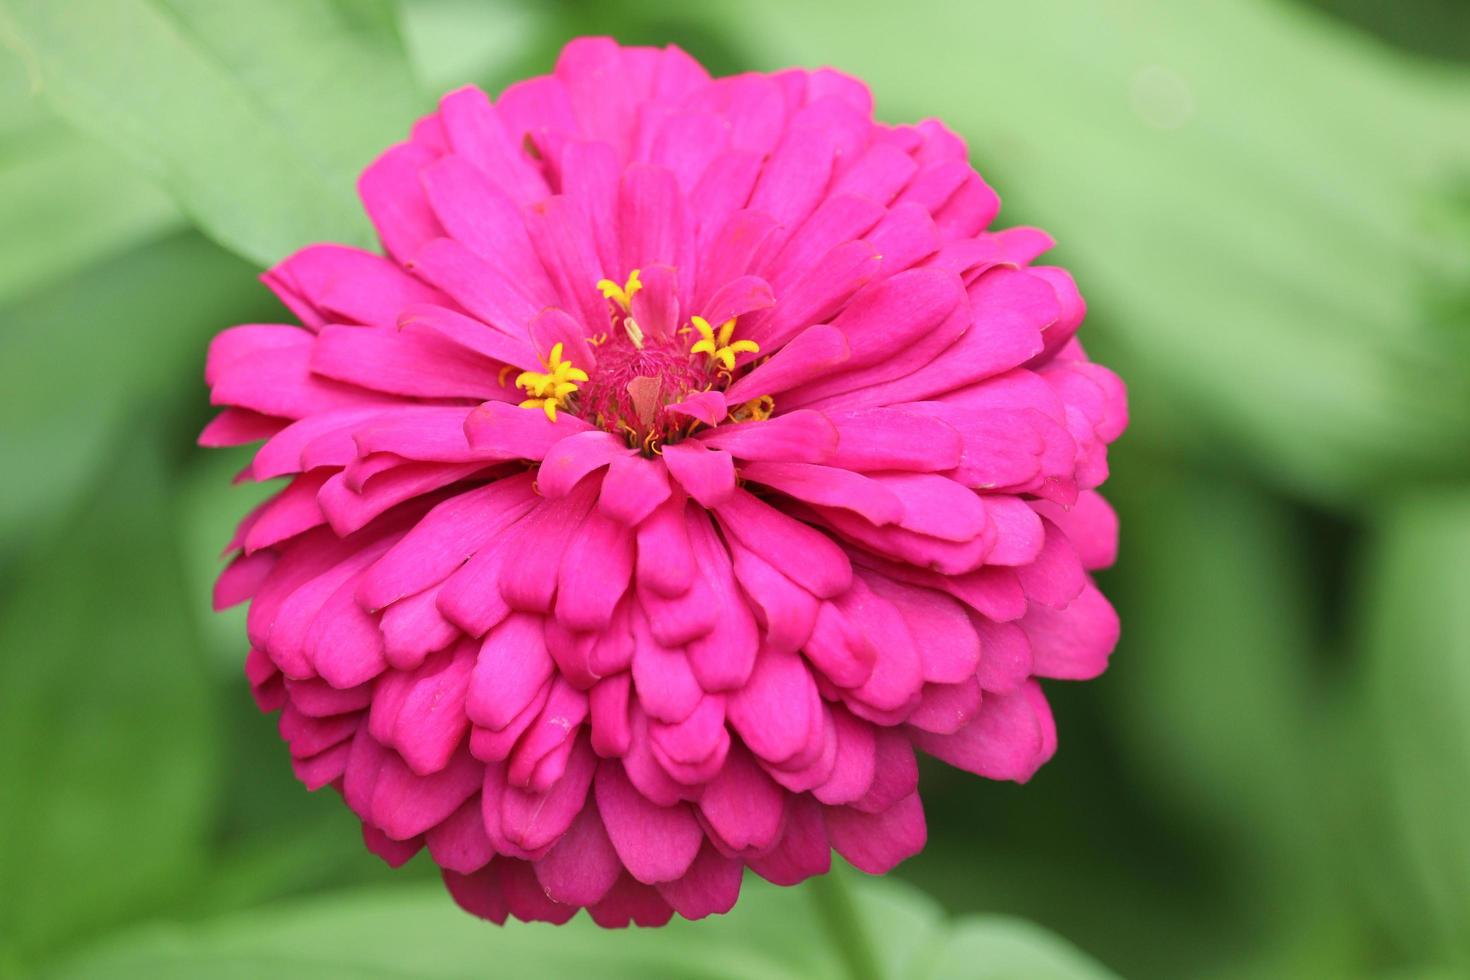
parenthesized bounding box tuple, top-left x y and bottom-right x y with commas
(514, 269, 768, 453)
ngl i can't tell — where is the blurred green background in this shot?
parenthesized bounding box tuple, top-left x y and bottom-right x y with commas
(2, 1, 1468, 977)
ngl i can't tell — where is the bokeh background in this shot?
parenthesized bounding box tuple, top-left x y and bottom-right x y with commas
(2, 1, 1469, 977)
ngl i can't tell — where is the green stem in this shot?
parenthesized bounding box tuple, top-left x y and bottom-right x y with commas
(808, 863, 883, 980)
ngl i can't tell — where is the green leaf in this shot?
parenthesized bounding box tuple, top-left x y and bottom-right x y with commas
(701, 0, 1470, 507)
(0, 231, 276, 550)
(398, 0, 548, 95)
(1361, 491, 1470, 966)
(0, 52, 181, 306)
(1101, 452, 1355, 973)
(919, 917, 1118, 980)
(0, 433, 219, 963)
(42, 875, 1113, 980)
(0, 0, 427, 266)
(1106, 456, 1319, 856)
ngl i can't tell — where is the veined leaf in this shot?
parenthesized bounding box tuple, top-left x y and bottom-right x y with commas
(41, 874, 1115, 980)
(1361, 491, 1470, 966)
(705, 0, 1470, 507)
(0, 0, 427, 266)
(0, 436, 219, 963)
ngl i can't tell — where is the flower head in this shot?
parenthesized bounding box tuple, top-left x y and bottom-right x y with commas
(205, 37, 1127, 928)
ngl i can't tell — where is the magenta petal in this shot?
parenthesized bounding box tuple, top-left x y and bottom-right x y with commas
(1032, 491, 1118, 571)
(661, 441, 736, 509)
(655, 844, 743, 920)
(728, 545, 819, 654)
(426, 796, 495, 874)
(539, 431, 632, 499)
(825, 407, 963, 473)
(358, 140, 442, 263)
(699, 410, 837, 464)
(500, 733, 596, 851)
(825, 791, 927, 874)
(464, 401, 593, 461)
(536, 801, 623, 906)
(466, 613, 554, 730)
(370, 746, 481, 840)
(443, 864, 508, 924)
(698, 743, 785, 851)
(724, 324, 849, 405)
(750, 794, 831, 886)
(716, 491, 852, 599)
(1021, 581, 1119, 680)
(599, 455, 672, 526)
(741, 462, 903, 527)
(588, 874, 676, 928)
(594, 761, 703, 884)
(634, 496, 695, 598)
(912, 679, 1056, 782)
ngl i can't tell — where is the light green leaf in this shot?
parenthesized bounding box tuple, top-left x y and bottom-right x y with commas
(1107, 456, 1319, 854)
(1101, 453, 1354, 974)
(398, 0, 546, 95)
(43, 875, 1113, 980)
(0, 52, 181, 305)
(918, 917, 1118, 980)
(703, 0, 1470, 507)
(0, 435, 219, 963)
(1361, 491, 1470, 966)
(0, 0, 427, 266)
(0, 231, 275, 549)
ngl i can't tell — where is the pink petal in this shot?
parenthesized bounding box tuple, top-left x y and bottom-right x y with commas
(661, 441, 736, 509)
(555, 506, 635, 631)
(724, 324, 850, 405)
(727, 545, 819, 654)
(536, 801, 623, 906)
(466, 612, 555, 730)
(729, 647, 819, 766)
(588, 673, 633, 757)
(912, 679, 1056, 782)
(464, 401, 594, 461)
(593, 761, 703, 884)
(749, 794, 831, 885)
(438, 86, 548, 204)
(359, 473, 536, 610)
(655, 844, 743, 920)
(698, 743, 785, 851)
(974, 617, 1033, 694)
(740, 462, 903, 527)
(599, 454, 672, 526)
(500, 733, 596, 851)
(370, 746, 482, 840)
(825, 407, 963, 473)
(825, 791, 927, 874)
(358, 140, 442, 263)
(1021, 580, 1119, 681)
(1031, 490, 1118, 571)
(715, 489, 851, 598)
(425, 795, 495, 874)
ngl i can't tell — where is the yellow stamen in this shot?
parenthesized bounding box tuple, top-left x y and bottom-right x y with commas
(596, 269, 643, 312)
(690, 316, 761, 371)
(514, 342, 587, 421)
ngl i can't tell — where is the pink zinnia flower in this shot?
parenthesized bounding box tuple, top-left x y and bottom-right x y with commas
(204, 37, 1126, 927)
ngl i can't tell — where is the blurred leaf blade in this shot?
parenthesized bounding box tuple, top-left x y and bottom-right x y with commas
(703, 0, 1470, 506)
(0, 231, 276, 548)
(0, 0, 426, 266)
(1361, 491, 1470, 966)
(41, 875, 1114, 980)
(0, 434, 219, 963)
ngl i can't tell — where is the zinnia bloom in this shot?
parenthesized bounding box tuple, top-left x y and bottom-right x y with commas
(204, 37, 1126, 927)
